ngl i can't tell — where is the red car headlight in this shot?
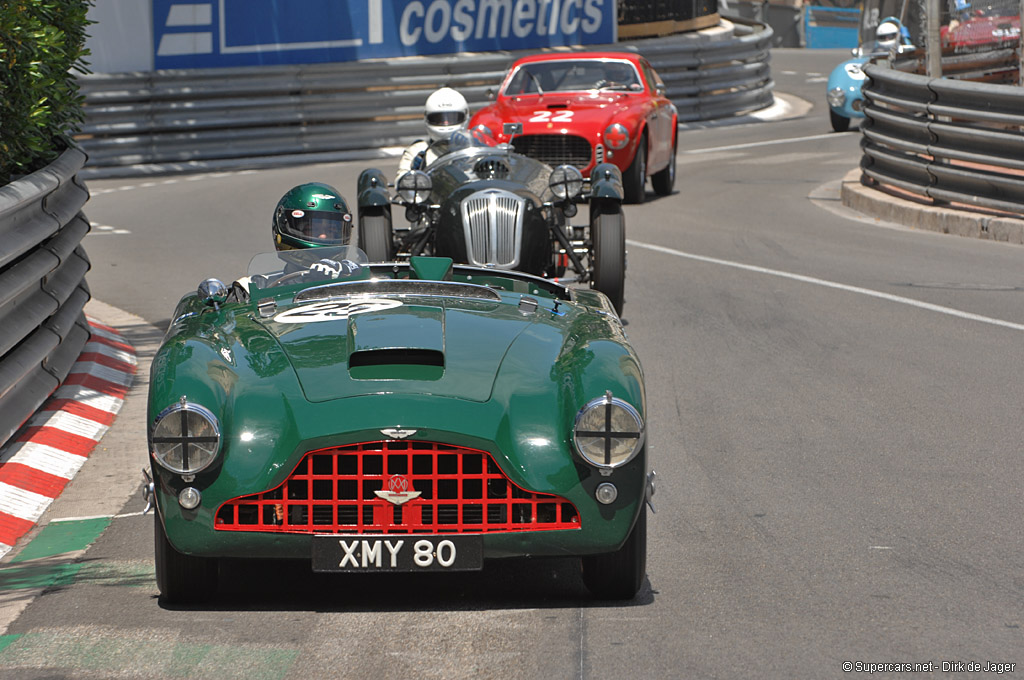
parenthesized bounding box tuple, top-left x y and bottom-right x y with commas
(603, 123, 630, 151)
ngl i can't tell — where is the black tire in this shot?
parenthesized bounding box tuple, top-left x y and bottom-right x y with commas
(651, 132, 677, 196)
(623, 135, 647, 204)
(155, 513, 217, 603)
(830, 109, 851, 133)
(359, 207, 393, 262)
(581, 508, 647, 600)
(590, 203, 626, 316)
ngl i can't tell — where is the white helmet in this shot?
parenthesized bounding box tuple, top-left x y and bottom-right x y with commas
(424, 87, 469, 142)
(876, 20, 901, 50)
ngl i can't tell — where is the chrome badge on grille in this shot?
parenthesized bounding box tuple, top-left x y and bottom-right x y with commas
(375, 475, 422, 505)
(381, 428, 417, 439)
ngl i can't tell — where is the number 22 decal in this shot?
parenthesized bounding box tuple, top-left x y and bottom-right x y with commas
(529, 110, 574, 123)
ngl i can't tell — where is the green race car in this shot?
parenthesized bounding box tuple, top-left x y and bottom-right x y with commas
(146, 246, 653, 603)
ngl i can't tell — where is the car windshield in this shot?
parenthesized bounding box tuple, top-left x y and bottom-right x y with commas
(246, 246, 368, 279)
(427, 127, 500, 160)
(424, 132, 553, 198)
(503, 59, 643, 95)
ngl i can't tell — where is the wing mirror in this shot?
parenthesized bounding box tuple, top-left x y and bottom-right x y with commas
(198, 278, 228, 310)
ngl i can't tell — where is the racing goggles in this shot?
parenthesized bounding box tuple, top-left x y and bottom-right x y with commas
(426, 110, 467, 127)
(282, 210, 352, 245)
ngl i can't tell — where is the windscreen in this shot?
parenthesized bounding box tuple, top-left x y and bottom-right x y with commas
(503, 59, 643, 95)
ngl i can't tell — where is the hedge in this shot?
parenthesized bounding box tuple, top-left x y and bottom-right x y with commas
(0, 0, 93, 184)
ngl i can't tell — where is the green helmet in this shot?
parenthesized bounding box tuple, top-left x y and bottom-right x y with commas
(273, 183, 353, 251)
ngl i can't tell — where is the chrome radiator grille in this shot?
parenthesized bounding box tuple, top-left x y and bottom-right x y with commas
(460, 189, 525, 269)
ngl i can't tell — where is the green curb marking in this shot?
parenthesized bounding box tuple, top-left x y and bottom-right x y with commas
(0, 518, 113, 591)
(10, 518, 111, 563)
(0, 632, 299, 679)
(0, 634, 20, 654)
(0, 562, 82, 591)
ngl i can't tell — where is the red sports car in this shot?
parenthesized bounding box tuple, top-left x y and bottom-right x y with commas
(941, 8, 1020, 51)
(469, 51, 678, 204)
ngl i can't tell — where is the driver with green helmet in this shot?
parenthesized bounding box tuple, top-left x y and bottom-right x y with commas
(272, 182, 353, 251)
(228, 183, 360, 302)
(271, 182, 362, 279)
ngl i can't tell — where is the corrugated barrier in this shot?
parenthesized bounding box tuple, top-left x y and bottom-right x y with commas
(75, 19, 774, 178)
(0, 148, 93, 448)
(861, 58, 1024, 216)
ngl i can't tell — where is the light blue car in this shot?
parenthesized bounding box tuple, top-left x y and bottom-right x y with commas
(826, 17, 912, 132)
(826, 53, 872, 131)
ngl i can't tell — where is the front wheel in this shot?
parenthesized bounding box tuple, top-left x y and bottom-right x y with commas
(830, 108, 851, 132)
(623, 136, 647, 204)
(581, 508, 647, 600)
(651, 133, 677, 196)
(359, 207, 394, 262)
(155, 513, 218, 604)
(590, 204, 626, 316)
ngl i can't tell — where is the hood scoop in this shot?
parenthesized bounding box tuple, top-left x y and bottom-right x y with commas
(347, 305, 445, 381)
(349, 347, 444, 380)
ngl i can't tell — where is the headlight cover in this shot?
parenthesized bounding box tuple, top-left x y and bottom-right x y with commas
(396, 170, 432, 205)
(573, 392, 645, 469)
(549, 164, 584, 200)
(150, 400, 221, 475)
(603, 123, 630, 150)
(827, 87, 847, 108)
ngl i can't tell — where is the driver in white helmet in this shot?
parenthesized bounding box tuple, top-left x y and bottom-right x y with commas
(874, 17, 912, 53)
(396, 87, 469, 180)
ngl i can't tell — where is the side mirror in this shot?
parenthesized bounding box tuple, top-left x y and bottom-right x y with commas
(198, 278, 228, 310)
(502, 122, 523, 136)
(486, 87, 496, 100)
(655, 84, 666, 97)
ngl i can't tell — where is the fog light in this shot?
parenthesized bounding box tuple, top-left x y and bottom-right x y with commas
(595, 482, 618, 505)
(827, 87, 846, 108)
(178, 486, 201, 510)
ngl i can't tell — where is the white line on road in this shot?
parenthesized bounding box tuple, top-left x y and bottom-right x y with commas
(683, 132, 853, 155)
(627, 239, 1024, 332)
(49, 510, 147, 523)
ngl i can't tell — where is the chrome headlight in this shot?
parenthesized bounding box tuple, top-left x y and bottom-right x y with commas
(549, 165, 584, 200)
(150, 400, 221, 474)
(603, 123, 630, 151)
(396, 170, 432, 205)
(827, 87, 847, 108)
(573, 392, 645, 469)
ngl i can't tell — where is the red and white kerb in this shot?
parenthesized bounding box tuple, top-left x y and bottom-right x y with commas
(0, 319, 137, 559)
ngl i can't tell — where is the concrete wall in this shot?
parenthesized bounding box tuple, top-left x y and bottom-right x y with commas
(85, 0, 153, 73)
(725, 0, 805, 46)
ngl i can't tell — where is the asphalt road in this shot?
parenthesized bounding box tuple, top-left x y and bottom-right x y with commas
(1, 48, 1022, 679)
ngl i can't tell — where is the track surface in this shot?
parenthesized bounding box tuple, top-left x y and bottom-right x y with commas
(1, 49, 1022, 679)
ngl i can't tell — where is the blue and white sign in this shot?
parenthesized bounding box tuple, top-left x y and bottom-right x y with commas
(153, 0, 616, 69)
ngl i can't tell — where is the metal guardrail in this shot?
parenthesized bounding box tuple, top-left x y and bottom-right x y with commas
(0, 147, 93, 448)
(860, 61, 1024, 215)
(75, 20, 773, 178)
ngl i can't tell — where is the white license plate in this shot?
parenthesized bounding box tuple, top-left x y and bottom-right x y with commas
(311, 534, 483, 572)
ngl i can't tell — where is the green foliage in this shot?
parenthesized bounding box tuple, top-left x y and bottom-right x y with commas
(0, 0, 93, 184)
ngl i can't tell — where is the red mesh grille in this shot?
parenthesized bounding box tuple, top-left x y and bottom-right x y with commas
(215, 441, 581, 534)
(512, 134, 592, 169)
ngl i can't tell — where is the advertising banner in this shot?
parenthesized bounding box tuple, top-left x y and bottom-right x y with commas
(153, 0, 617, 69)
